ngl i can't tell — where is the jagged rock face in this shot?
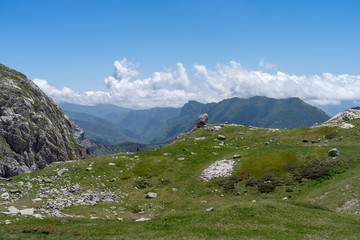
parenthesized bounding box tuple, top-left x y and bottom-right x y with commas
(0, 64, 88, 177)
(73, 122, 95, 152)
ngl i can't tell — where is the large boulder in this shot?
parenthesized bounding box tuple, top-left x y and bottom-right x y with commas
(0, 64, 89, 177)
(194, 113, 208, 128)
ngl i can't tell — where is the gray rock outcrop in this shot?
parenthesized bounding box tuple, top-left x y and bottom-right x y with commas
(0, 64, 89, 177)
(73, 122, 95, 152)
(194, 113, 208, 128)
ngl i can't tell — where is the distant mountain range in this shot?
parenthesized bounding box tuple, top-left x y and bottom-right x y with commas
(60, 96, 330, 145)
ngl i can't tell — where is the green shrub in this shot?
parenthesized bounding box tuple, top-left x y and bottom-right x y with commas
(246, 178, 260, 187)
(258, 183, 276, 193)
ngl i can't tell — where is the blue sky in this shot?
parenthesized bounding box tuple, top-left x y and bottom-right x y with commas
(1, 0, 360, 116)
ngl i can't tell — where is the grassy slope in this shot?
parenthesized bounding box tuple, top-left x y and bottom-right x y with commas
(0, 119, 360, 239)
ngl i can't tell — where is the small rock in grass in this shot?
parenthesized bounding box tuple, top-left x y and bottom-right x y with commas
(57, 168, 69, 176)
(233, 155, 241, 159)
(109, 163, 115, 166)
(177, 157, 185, 161)
(146, 192, 157, 199)
(10, 189, 22, 194)
(43, 178, 53, 183)
(217, 135, 226, 140)
(206, 207, 215, 212)
(34, 214, 43, 219)
(8, 206, 19, 214)
(1, 192, 9, 200)
(328, 148, 340, 157)
(20, 208, 34, 215)
(135, 218, 151, 222)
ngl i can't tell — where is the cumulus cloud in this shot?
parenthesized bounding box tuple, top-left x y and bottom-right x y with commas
(103, 58, 193, 108)
(33, 78, 82, 101)
(33, 59, 360, 109)
(194, 62, 360, 106)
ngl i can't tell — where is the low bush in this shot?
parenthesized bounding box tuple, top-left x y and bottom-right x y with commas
(258, 183, 276, 193)
(246, 178, 260, 187)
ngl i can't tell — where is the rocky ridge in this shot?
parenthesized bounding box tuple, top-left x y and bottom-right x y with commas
(313, 108, 360, 129)
(0, 64, 88, 177)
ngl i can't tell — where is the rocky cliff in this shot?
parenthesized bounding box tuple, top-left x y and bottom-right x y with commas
(0, 64, 89, 177)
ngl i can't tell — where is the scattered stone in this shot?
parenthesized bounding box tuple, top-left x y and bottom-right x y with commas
(194, 113, 208, 128)
(201, 200, 207, 203)
(86, 167, 92, 171)
(172, 188, 177, 192)
(109, 163, 115, 166)
(217, 135, 226, 140)
(135, 217, 151, 222)
(183, 148, 189, 152)
(265, 142, 270, 145)
(189, 152, 197, 156)
(8, 206, 20, 214)
(110, 178, 116, 182)
(177, 157, 185, 161)
(195, 137, 206, 141)
(20, 208, 34, 215)
(57, 168, 69, 176)
(206, 207, 215, 212)
(336, 199, 359, 211)
(252, 200, 256, 203)
(10, 189, 21, 194)
(43, 178, 53, 183)
(328, 148, 340, 157)
(233, 155, 241, 159)
(1, 192, 9, 200)
(117, 217, 123, 221)
(33, 214, 43, 219)
(32, 198, 42, 202)
(146, 192, 157, 199)
(70, 184, 80, 193)
(5, 220, 10, 225)
(302, 139, 309, 143)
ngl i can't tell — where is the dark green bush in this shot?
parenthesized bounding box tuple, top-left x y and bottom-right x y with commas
(262, 173, 275, 181)
(257, 183, 276, 193)
(246, 178, 260, 187)
(134, 179, 149, 189)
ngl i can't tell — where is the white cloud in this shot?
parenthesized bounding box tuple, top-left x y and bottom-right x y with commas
(33, 59, 360, 109)
(194, 62, 360, 106)
(259, 59, 276, 69)
(33, 78, 82, 101)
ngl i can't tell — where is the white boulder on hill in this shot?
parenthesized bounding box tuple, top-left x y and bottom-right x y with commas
(200, 159, 235, 182)
(314, 108, 360, 129)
